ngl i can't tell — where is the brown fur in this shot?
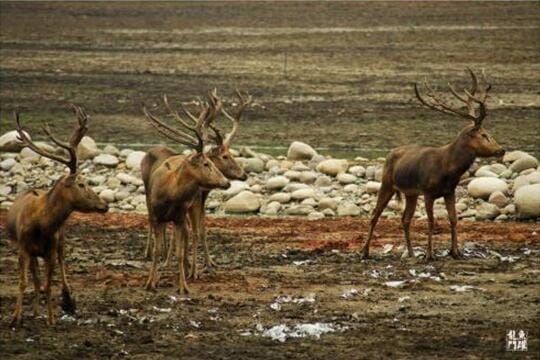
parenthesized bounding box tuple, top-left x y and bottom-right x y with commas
(144, 152, 230, 294)
(7, 174, 108, 327)
(361, 123, 504, 260)
(141, 145, 246, 279)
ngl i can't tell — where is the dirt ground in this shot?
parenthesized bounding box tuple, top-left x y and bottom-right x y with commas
(1, 211, 539, 359)
(0, 2, 539, 158)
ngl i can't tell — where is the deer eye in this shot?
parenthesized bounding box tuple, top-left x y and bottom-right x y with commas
(78, 183, 84, 188)
(204, 163, 210, 167)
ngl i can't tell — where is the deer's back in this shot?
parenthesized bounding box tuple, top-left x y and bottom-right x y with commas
(7, 189, 47, 246)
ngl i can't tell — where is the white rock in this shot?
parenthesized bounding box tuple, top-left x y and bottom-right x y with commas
(316, 159, 348, 176)
(475, 202, 500, 220)
(0, 185, 12, 196)
(322, 208, 335, 217)
(287, 141, 317, 161)
(99, 189, 116, 203)
(0, 130, 29, 152)
(488, 191, 509, 208)
(0, 158, 17, 171)
(242, 157, 265, 173)
(301, 198, 318, 207)
(115, 190, 130, 201)
(260, 201, 281, 215)
(308, 211, 325, 220)
(284, 183, 310, 192)
(527, 171, 540, 185)
(489, 163, 507, 175)
(89, 175, 106, 186)
(268, 192, 291, 203)
(116, 173, 141, 185)
(503, 150, 530, 164)
(284, 170, 302, 181)
(224, 180, 249, 198)
(298, 171, 318, 184)
(510, 155, 539, 173)
(337, 202, 361, 216)
(318, 197, 338, 211)
(19, 147, 40, 160)
(314, 175, 332, 187)
(513, 175, 531, 192)
(467, 177, 508, 199)
(366, 181, 382, 194)
(265, 159, 280, 170)
(343, 184, 359, 193)
(285, 204, 314, 216)
(93, 154, 119, 167)
(77, 136, 100, 160)
(348, 165, 366, 177)
(514, 183, 540, 218)
(266, 176, 290, 190)
(475, 166, 498, 178)
(337, 173, 357, 184)
(103, 145, 119, 155)
(291, 188, 316, 200)
(223, 191, 260, 213)
(125, 151, 146, 170)
(250, 184, 263, 193)
(291, 162, 311, 171)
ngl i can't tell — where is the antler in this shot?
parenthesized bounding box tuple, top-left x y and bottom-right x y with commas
(143, 93, 219, 153)
(414, 68, 491, 127)
(15, 105, 88, 174)
(221, 89, 252, 147)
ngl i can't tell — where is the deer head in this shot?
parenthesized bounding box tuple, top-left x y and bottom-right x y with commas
(202, 89, 253, 181)
(414, 68, 505, 158)
(143, 92, 230, 190)
(15, 106, 109, 213)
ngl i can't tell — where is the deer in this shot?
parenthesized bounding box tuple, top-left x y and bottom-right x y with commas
(142, 90, 252, 280)
(6, 106, 109, 327)
(142, 93, 230, 294)
(360, 68, 505, 261)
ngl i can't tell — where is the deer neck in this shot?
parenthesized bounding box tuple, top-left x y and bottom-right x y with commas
(172, 162, 200, 201)
(444, 135, 476, 178)
(42, 180, 74, 232)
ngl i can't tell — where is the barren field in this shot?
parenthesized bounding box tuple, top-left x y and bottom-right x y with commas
(0, 1, 539, 157)
(1, 212, 539, 359)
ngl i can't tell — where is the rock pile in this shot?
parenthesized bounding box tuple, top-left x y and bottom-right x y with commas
(1, 139, 539, 221)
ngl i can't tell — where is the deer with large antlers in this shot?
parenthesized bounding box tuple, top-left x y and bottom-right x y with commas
(6, 106, 109, 327)
(142, 90, 251, 279)
(142, 92, 230, 294)
(361, 69, 505, 260)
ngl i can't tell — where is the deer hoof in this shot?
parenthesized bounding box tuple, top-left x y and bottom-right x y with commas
(61, 289, 76, 315)
(9, 316, 22, 328)
(450, 249, 463, 259)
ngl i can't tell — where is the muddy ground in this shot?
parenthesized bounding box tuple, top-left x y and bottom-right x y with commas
(1, 211, 539, 359)
(0, 2, 539, 158)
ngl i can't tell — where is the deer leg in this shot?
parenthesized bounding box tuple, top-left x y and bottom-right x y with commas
(11, 253, 30, 327)
(424, 195, 435, 261)
(145, 223, 164, 290)
(361, 186, 395, 259)
(57, 233, 76, 314)
(175, 222, 191, 294)
(200, 209, 216, 269)
(444, 193, 462, 258)
(402, 195, 418, 258)
(187, 207, 200, 280)
(29, 257, 41, 317)
(164, 226, 174, 267)
(44, 252, 57, 326)
(144, 225, 153, 259)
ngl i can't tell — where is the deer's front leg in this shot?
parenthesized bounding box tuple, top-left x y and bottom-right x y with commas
(11, 253, 30, 327)
(188, 206, 201, 279)
(175, 222, 191, 294)
(57, 231, 76, 314)
(424, 195, 435, 261)
(444, 193, 462, 258)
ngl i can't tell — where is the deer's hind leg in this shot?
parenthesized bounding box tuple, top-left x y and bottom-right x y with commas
(145, 222, 165, 290)
(402, 195, 418, 258)
(10, 252, 30, 327)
